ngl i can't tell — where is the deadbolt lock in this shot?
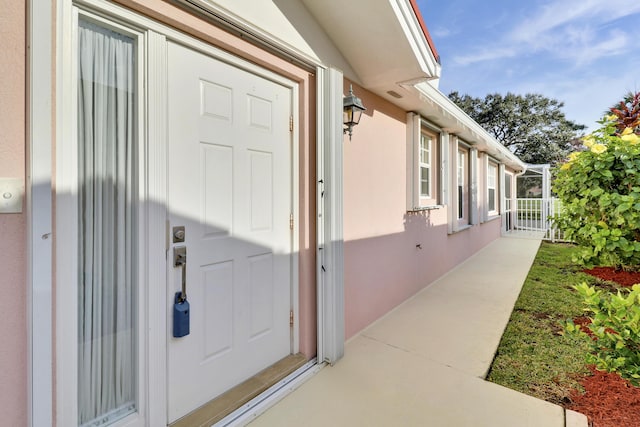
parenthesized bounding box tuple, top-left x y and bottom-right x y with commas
(173, 226, 185, 243)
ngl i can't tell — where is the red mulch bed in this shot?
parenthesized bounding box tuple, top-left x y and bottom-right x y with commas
(567, 267, 640, 426)
(582, 267, 640, 288)
(568, 366, 640, 427)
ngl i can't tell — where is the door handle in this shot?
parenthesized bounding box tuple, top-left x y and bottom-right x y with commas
(173, 245, 190, 337)
(174, 246, 187, 301)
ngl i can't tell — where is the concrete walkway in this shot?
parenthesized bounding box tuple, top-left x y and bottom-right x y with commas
(249, 237, 588, 427)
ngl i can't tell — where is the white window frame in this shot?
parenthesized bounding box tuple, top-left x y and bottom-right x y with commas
(457, 146, 469, 224)
(487, 161, 499, 217)
(420, 133, 432, 198)
(449, 138, 476, 233)
(406, 113, 441, 210)
(469, 148, 479, 225)
(57, 6, 149, 427)
(503, 170, 514, 233)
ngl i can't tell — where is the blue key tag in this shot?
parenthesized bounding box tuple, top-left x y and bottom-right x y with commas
(173, 291, 190, 338)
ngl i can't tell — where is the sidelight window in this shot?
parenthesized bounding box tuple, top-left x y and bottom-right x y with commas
(77, 18, 138, 426)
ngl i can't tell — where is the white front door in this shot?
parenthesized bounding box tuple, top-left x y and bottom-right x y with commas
(167, 42, 294, 422)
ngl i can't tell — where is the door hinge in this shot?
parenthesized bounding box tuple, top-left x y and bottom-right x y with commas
(290, 213, 294, 230)
(290, 310, 294, 326)
(289, 115, 294, 132)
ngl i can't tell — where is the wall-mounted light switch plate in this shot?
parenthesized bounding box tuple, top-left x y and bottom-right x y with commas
(0, 178, 24, 214)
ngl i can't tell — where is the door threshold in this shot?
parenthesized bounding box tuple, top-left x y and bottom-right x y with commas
(170, 353, 309, 427)
(217, 357, 322, 426)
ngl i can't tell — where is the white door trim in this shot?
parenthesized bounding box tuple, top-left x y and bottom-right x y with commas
(55, 3, 79, 422)
(28, 0, 54, 425)
(146, 29, 169, 427)
(316, 67, 345, 364)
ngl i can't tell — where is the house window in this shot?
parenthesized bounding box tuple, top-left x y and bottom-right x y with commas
(417, 128, 440, 206)
(420, 133, 432, 198)
(487, 161, 498, 215)
(407, 113, 441, 210)
(505, 172, 514, 231)
(77, 18, 138, 426)
(457, 148, 469, 222)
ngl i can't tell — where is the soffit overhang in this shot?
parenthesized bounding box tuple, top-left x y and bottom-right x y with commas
(302, 0, 441, 91)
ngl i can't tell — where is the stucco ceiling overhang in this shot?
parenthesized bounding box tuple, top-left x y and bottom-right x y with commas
(301, 0, 441, 91)
(302, 0, 523, 172)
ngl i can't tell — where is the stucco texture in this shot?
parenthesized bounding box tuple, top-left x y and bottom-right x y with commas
(343, 81, 500, 339)
(0, 0, 28, 425)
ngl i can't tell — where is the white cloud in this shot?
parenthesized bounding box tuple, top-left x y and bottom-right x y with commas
(511, 0, 640, 44)
(453, 47, 517, 66)
(568, 29, 629, 65)
(431, 26, 454, 38)
(452, 0, 640, 66)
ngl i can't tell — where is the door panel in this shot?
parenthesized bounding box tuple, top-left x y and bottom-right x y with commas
(167, 42, 293, 422)
(202, 144, 233, 238)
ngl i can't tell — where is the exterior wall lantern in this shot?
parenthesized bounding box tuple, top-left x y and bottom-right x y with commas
(343, 84, 366, 140)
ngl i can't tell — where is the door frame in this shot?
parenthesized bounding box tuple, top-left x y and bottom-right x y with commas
(51, 1, 302, 425)
(315, 67, 345, 364)
(28, 0, 54, 425)
(163, 37, 300, 421)
(30, 0, 347, 424)
(159, 30, 302, 421)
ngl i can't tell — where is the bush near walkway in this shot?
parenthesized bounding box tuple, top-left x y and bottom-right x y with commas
(553, 92, 640, 269)
(552, 93, 640, 420)
(566, 283, 640, 386)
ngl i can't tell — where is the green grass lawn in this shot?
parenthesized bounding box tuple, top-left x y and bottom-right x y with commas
(486, 242, 607, 405)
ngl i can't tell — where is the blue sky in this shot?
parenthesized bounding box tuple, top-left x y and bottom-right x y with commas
(417, 0, 640, 132)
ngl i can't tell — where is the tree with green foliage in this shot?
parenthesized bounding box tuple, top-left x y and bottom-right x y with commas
(449, 92, 586, 164)
(553, 93, 640, 268)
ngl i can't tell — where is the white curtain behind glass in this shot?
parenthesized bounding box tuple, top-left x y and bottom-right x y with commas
(77, 19, 137, 426)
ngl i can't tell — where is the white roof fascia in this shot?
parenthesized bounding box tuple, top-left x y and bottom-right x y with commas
(302, 0, 440, 89)
(389, 0, 441, 80)
(413, 81, 526, 172)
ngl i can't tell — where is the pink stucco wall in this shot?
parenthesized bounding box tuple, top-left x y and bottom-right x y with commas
(0, 0, 28, 425)
(343, 81, 501, 339)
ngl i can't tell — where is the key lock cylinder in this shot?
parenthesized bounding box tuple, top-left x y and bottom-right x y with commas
(172, 226, 190, 337)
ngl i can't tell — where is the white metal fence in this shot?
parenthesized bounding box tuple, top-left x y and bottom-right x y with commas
(504, 198, 566, 241)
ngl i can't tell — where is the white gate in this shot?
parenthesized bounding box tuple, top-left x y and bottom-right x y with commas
(507, 164, 567, 241)
(508, 198, 565, 241)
